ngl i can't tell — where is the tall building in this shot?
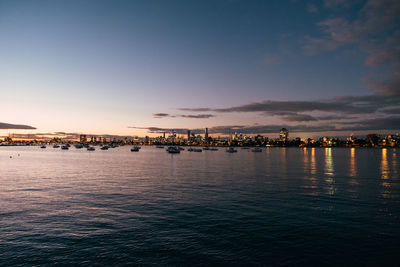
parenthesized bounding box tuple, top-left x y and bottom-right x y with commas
(205, 128, 209, 141)
(279, 128, 289, 141)
(79, 134, 87, 143)
(187, 130, 191, 141)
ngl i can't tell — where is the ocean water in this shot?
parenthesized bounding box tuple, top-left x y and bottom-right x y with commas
(0, 146, 399, 266)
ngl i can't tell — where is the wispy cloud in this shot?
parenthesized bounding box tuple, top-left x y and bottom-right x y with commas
(307, 3, 319, 13)
(153, 113, 214, 119)
(181, 114, 214, 119)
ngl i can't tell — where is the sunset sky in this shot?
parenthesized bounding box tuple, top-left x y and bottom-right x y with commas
(1, 0, 399, 138)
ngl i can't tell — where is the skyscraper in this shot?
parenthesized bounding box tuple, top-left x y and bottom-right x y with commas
(187, 130, 191, 141)
(279, 128, 289, 141)
(205, 128, 209, 143)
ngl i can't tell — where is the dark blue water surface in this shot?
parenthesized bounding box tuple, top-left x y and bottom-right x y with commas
(0, 146, 399, 266)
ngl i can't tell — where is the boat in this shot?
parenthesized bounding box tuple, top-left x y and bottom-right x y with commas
(241, 147, 250, 150)
(203, 147, 210, 150)
(166, 146, 180, 154)
(130, 146, 140, 152)
(178, 147, 185, 151)
(40, 145, 46, 149)
(226, 147, 237, 153)
(193, 148, 202, 152)
(187, 148, 194, 151)
(61, 145, 69, 150)
(87, 146, 95, 151)
(210, 148, 219, 151)
(100, 146, 109, 150)
(252, 147, 262, 152)
(53, 144, 60, 148)
(156, 145, 164, 148)
(74, 144, 83, 149)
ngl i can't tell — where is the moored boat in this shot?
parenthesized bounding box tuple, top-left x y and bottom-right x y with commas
(131, 146, 140, 152)
(166, 146, 180, 153)
(226, 147, 237, 153)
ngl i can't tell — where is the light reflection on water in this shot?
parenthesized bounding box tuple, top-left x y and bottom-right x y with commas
(324, 148, 335, 195)
(0, 146, 399, 266)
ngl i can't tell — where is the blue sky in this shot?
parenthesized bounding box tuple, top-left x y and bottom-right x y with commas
(1, 0, 399, 137)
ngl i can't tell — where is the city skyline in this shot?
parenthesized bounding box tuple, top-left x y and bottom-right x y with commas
(1, 0, 399, 137)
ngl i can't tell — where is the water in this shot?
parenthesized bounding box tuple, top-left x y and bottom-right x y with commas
(0, 146, 399, 266)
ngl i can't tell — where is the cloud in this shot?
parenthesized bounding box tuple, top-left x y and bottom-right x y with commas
(304, 1, 400, 54)
(282, 113, 318, 122)
(324, 0, 356, 8)
(153, 112, 214, 119)
(181, 114, 214, 119)
(133, 115, 400, 135)
(0, 122, 36, 130)
(307, 3, 319, 13)
(181, 95, 400, 115)
(153, 113, 171, 118)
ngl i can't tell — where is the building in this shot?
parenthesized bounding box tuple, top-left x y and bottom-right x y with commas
(205, 128, 209, 142)
(187, 130, 191, 141)
(279, 128, 289, 141)
(79, 134, 87, 143)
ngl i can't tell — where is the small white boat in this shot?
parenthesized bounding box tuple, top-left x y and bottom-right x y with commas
(40, 145, 46, 149)
(61, 145, 69, 150)
(167, 146, 180, 154)
(87, 146, 95, 151)
(226, 147, 237, 153)
(53, 144, 60, 148)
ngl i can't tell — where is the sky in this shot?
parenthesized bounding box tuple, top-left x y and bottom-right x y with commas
(1, 0, 399, 138)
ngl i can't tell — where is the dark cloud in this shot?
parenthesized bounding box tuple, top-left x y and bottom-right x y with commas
(181, 114, 214, 119)
(282, 114, 318, 122)
(133, 115, 400, 135)
(0, 122, 36, 130)
(153, 113, 214, 119)
(380, 107, 400, 114)
(153, 113, 171, 118)
(181, 96, 400, 115)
